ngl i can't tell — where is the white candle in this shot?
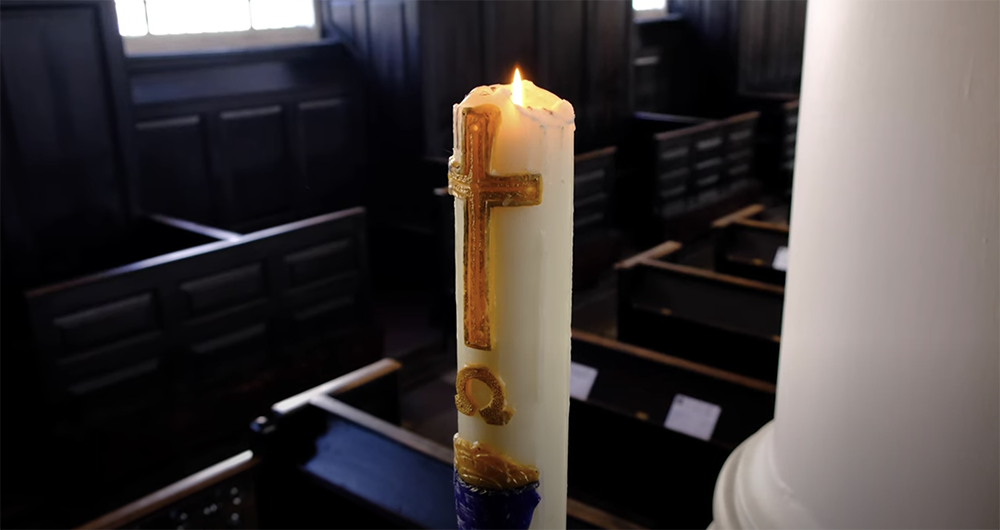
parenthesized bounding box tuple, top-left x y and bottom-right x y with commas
(449, 71, 574, 530)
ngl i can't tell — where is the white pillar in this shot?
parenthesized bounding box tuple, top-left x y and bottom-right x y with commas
(711, 1, 999, 528)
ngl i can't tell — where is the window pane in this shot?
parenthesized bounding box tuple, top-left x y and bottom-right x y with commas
(633, 0, 667, 11)
(146, 0, 251, 35)
(115, 0, 148, 37)
(250, 0, 315, 30)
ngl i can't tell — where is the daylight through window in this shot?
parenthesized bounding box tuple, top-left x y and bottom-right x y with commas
(632, 0, 667, 11)
(114, 0, 315, 37)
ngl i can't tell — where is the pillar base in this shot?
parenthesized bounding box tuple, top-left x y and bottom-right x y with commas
(710, 421, 819, 530)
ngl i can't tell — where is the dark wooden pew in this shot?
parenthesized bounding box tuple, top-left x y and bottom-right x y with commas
(74, 358, 404, 530)
(616, 240, 783, 382)
(254, 360, 641, 530)
(572, 146, 624, 289)
(617, 111, 764, 246)
(568, 330, 774, 528)
(275, 334, 773, 529)
(76, 450, 261, 530)
(711, 205, 790, 286)
(729, 92, 800, 193)
(780, 100, 799, 190)
(26, 207, 383, 524)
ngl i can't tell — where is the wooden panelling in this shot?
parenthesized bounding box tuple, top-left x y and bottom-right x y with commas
(322, 0, 631, 158)
(574, 148, 617, 238)
(285, 240, 355, 287)
(352, 0, 423, 175)
(137, 116, 214, 224)
(738, 0, 807, 94)
(666, 0, 807, 109)
(220, 106, 295, 228)
(418, 1, 484, 158)
(620, 111, 762, 245)
(368, 1, 410, 116)
(0, 1, 139, 287)
(297, 98, 362, 216)
(129, 42, 366, 232)
(483, 1, 537, 84)
(782, 100, 799, 176)
(54, 293, 158, 352)
(323, 0, 369, 58)
(537, 0, 585, 111)
(582, 0, 633, 150)
(180, 263, 266, 315)
(669, 0, 741, 115)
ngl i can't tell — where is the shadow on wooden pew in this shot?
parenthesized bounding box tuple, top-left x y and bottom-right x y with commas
(616, 238, 784, 382)
(568, 330, 775, 528)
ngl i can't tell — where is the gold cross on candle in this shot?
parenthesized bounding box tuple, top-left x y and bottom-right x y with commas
(449, 104, 542, 351)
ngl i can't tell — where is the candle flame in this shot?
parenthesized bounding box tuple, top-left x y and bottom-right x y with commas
(511, 68, 523, 106)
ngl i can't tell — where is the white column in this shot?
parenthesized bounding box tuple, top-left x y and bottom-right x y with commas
(711, 1, 999, 528)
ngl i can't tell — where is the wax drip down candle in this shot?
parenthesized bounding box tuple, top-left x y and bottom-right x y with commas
(448, 70, 575, 530)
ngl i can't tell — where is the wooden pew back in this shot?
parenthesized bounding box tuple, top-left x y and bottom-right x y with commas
(714, 218, 789, 286)
(620, 112, 764, 245)
(25, 207, 383, 518)
(28, 207, 376, 411)
(781, 100, 799, 185)
(76, 358, 404, 530)
(568, 331, 775, 528)
(616, 240, 783, 381)
(256, 360, 646, 530)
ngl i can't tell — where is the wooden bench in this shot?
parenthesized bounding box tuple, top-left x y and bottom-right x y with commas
(618, 111, 764, 246)
(257, 331, 773, 529)
(711, 204, 790, 286)
(253, 359, 647, 530)
(568, 330, 775, 528)
(616, 240, 783, 382)
(26, 207, 383, 518)
(76, 450, 261, 530)
(30, 206, 379, 414)
(75, 359, 404, 530)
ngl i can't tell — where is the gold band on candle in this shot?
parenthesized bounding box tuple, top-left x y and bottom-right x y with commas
(454, 434, 539, 490)
(455, 364, 514, 426)
(448, 103, 542, 351)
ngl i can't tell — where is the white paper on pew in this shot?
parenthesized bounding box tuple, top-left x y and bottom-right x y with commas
(664, 394, 722, 441)
(569, 362, 599, 401)
(772, 246, 789, 271)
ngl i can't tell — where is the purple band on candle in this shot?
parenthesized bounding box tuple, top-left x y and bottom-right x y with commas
(454, 471, 540, 530)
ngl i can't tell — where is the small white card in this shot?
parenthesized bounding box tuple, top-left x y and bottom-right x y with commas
(664, 394, 722, 441)
(570, 362, 599, 401)
(772, 246, 789, 272)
